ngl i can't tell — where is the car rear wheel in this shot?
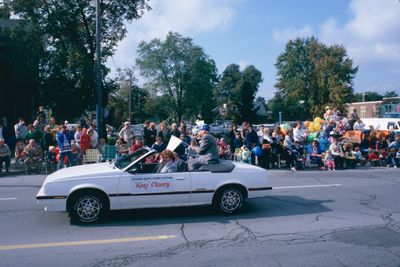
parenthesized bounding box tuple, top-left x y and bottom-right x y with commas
(71, 194, 106, 224)
(214, 187, 244, 214)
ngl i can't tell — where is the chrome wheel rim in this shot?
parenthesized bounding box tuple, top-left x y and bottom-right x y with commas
(221, 190, 241, 211)
(76, 197, 101, 221)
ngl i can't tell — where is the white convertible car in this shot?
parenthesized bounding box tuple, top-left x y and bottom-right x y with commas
(36, 147, 270, 224)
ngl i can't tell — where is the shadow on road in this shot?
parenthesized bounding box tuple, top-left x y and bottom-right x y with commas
(80, 195, 334, 227)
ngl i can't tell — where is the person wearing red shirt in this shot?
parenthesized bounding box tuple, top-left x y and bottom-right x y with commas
(130, 137, 143, 153)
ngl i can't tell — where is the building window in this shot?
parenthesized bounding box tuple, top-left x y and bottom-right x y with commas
(360, 106, 366, 118)
(372, 105, 378, 117)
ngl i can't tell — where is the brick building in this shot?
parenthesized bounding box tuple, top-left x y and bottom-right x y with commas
(346, 97, 400, 118)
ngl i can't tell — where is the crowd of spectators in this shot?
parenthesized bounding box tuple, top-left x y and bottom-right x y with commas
(0, 105, 399, 175)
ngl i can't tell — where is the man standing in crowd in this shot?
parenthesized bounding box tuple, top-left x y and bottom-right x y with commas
(143, 122, 157, 147)
(14, 118, 28, 141)
(245, 124, 260, 165)
(119, 121, 135, 148)
(349, 108, 359, 129)
(188, 124, 219, 170)
(36, 105, 47, 123)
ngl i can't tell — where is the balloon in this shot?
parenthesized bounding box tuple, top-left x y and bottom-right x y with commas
(308, 135, 315, 142)
(314, 117, 321, 124)
(304, 121, 311, 127)
(308, 125, 315, 132)
(314, 123, 321, 131)
(252, 146, 262, 157)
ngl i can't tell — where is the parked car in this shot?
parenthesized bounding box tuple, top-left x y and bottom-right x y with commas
(36, 147, 270, 224)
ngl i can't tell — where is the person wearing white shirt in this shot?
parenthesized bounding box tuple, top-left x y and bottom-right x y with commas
(293, 122, 307, 144)
(257, 125, 265, 144)
(352, 119, 365, 131)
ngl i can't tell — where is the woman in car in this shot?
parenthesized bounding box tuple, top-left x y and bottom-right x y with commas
(159, 149, 178, 173)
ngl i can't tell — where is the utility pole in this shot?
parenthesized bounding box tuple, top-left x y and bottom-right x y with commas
(95, 0, 105, 138)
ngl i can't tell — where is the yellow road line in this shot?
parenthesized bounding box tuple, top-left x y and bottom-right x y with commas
(0, 235, 176, 251)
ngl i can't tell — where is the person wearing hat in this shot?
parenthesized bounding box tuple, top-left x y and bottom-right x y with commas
(188, 124, 219, 170)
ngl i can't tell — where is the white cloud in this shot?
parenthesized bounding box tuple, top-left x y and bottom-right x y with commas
(271, 0, 400, 93)
(238, 60, 251, 70)
(320, 0, 400, 72)
(108, 0, 237, 73)
(272, 25, 314, 43)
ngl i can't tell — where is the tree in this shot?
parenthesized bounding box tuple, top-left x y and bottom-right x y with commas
(383, 91, 398, 98)
(215, 64, 263, 122)
(108, 67, 149, 126)
(273, 37, 358, 120)
(136, 32, 218, 123)
(9, 0, 150, 120)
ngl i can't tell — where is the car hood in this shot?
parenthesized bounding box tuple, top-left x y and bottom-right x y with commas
(44, 162, 121, 183)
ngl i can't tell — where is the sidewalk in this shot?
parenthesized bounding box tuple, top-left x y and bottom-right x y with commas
(0, 158, 27, 178)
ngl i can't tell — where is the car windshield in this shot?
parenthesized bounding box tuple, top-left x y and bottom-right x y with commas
(114, 148, 149, 170)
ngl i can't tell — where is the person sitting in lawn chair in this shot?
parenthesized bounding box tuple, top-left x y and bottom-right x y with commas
(23, 139, 43, 174)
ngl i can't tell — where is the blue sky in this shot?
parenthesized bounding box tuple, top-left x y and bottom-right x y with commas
(108, 0, 400, 100)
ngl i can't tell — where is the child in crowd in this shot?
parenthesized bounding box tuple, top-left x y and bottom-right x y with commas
(71, 142, 83, 165)
(218, 138, 230, 159)
(324, 150, 335, 171)
(47, 146, 57, 172)
(367, 149, 380, 167)
(241, 145, 251, 164)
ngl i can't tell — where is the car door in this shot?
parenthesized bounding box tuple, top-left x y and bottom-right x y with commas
(117, 163, 191, 208)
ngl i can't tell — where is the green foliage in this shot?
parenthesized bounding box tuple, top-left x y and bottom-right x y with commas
(352, 91, 383, 102)
(108, 67, 149, 126)
(383, 90, 398, 98)
(271, 37, 358, 120)
(0, 1, 11, 19)
(136, 32, 218, 123)
(215, 64, 263, 123)
(9, 0, 150, 120)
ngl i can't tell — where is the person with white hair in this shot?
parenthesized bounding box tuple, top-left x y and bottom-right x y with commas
(119, 121, 135, 148)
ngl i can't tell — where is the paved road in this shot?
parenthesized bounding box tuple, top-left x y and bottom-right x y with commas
(0, 168, 400, 267)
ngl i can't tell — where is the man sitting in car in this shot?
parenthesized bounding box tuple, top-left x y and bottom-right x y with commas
(188, 124, 220, 170)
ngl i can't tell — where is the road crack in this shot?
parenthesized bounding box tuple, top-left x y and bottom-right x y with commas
(180, 223, 189, 243)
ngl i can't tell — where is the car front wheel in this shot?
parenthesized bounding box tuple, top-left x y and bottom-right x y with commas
(214, 187, 244, 214)
(71, 194, 106, 224)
